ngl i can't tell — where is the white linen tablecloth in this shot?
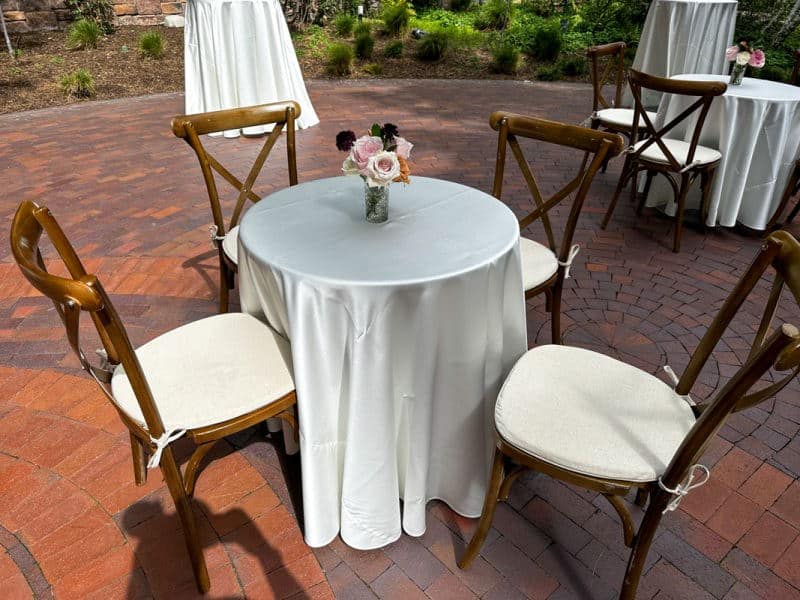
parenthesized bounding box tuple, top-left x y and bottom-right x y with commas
(627, 0, 737, 107)
(644, 74, 800, 229)
(184, 0, 319, 136)
(238, 176, 527, 549)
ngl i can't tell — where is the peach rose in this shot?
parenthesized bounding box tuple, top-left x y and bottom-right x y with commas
(394, 156, 411, 184)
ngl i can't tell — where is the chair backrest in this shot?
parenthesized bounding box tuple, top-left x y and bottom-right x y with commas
(490, 112, 624, 265)
(587, 42, 627, 113)
(171, 101, 301, 240)
(792, 50, 800, 86)
(657, 231, 800, 498)
(627, 70, 726, 171)
(10, 200, 166, 443)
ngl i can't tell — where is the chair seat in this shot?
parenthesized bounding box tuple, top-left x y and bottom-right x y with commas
(634, 138, 721, 168)
(111, 313, 294, 432)
(495, 345, 696, 483)
(221, 225, 239, 264)
(596, 108, 658, 130)
(520, 237, 558, 292)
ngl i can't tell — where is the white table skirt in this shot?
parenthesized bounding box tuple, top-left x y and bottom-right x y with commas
(237, 176, 527, 549)
(627, 0, 737, 107)
(644, 74, 800, 229)
(184, 0, 319, 136)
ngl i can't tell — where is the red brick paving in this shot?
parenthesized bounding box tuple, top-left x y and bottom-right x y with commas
(0, 80, 799, 598)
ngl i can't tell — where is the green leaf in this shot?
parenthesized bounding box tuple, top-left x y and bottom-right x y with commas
(371, 123, 382, 137)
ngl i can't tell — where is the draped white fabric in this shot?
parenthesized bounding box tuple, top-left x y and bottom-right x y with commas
(627, 0, 737, 107)
(237, 176, 527, 549)
(184, 0, 319, 136)
(644, 75, 800, 229)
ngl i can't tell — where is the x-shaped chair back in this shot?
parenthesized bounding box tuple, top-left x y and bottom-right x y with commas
(587, 41, 627, 113)
(627, 70, 726, 172)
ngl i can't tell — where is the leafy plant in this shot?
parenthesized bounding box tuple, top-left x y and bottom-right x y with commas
(66, 19, 103, 50)
(450, 0, 473, 12)
(531, 22, 562, 60)
(363, 62, 384, 75)
(475, 0, 513, 30)
(355, 32, 375, 58)
(64, 0, 115, 34)
(138, 30, 165, 59)
(559, 54, 587, 76)
(50, 56, 65, 65)
(382, 0, 415, 36)
(490, 41, 520, 74)
(326, 42, 353, 75)
(536, 63, 562, 80)
(384, 39, 404, 58)
(416, 30, 449, 61)
(61, 68, 96, 97)
(334, 13, 357, 37)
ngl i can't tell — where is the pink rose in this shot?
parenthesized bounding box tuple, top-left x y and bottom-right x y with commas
(365, 151, 401, 187)
(726, 45, 738, 61)
(351, 136, 384, 170)
(748, 49, 765, 68)
(393, 137, 414, 159)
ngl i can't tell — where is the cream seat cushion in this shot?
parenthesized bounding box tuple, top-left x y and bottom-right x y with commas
(221, 225, 239, 264)
(634, 138, 721, 167)
(520, 237, 558, 292)
(111, 312, 294, 432)
(596, 108, 658, 129)
(495, 345, 696, 482)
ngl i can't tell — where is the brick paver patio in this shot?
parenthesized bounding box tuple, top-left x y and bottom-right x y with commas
(0, 80, 799, 599)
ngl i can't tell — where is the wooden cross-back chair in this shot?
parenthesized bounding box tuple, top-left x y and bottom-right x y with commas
(172, 100, 301, 312)
(602, 70, 726, 253)
(587, 42, 656, 144)
(490, 112, 624, 343)
(10, 200, 299, 593)
(766, 158, 800, 230)
(459, 230, 800, 599)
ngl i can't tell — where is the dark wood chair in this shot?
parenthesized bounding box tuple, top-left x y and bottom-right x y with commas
(10, 200, 299, 593)
(791, 49, 800, 86)
(171, 101, 301, 313)
(490, 112, 624, 343)
(601, 70, 727, 252)
(766, 159, 800, 230)
(459, 230, 800, 600)
(587, 42, 657, 143)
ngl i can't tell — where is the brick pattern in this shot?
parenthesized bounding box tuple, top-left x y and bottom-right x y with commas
(0, 81, 798, 598)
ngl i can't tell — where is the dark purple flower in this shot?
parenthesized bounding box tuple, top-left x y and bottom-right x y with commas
(382, 123, 399, 141)
(336, 130, 357, 152)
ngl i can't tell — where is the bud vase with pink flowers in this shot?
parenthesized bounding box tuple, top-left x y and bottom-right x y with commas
(726, 42, 766, 85)
(336, 123, 413, 223)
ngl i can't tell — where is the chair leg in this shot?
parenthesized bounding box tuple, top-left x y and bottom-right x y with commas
(458, 448, 505, 570)
(602, 156, 633, 230)
(766, 161, 800, 230)
(549, 282, 563, 345)
(788, 198, 800, 224)
(673, 174, 691, 253)
(161, 447, 210, 593)
(619, 505, 663, 600)
(218, 263, 230, 314)
(183, 441, 218, 497)
(699, 167, 717, 230)
(634, 487, 649, 507)
(636, 171, 654, 216)
(130, 432, 147, 486)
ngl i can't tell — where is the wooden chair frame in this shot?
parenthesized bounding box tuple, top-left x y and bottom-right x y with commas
(766, 158, 800, 230)
(10, 200, 299, 593)
(601, 70, 727, 253)
(171, 101, 301, 313)
(792, 49, 800, 86)
(490, 112, 624, 343)
(459, 231, 800, 599)
(587, 41, 633, 143)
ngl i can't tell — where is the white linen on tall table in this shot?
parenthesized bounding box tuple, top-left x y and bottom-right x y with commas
(628, 0, 737, 107)
(644, 74, 800, 230)
(184, 0, 319, 135)
(238, 176, 527, 549)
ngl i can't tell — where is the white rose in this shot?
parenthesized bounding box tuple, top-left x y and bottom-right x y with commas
(736, 51, 751, 66)
(342, 155, 362, 176)
(365, 151, 401, 187)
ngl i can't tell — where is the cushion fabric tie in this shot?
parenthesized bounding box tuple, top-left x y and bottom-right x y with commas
(147, 429, 187, 469)
(558, 244, 580, 279)
(209, 224, 226, 248)
(657, 464, 710, 513)
(663, 365, 695, 406)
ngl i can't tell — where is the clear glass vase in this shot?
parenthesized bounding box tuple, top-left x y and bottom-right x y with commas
(364, 183, 389, 223)
(730, 63, 746, 85)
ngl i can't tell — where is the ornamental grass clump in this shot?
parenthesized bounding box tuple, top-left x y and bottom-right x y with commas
(384, 40, 403, 58)
(138, 30, 165, 59)
(66, 19, 102, 50)
(60, 68, 96, 97)
(474, 0, 513, 30)
(490, 42, 520, 74)
(531, 23, 562, 61)
(382, 0, 414, 36)
(416, 30, 449, 61)
(327, 42, 354, 75)
(354, 21, 371, 37)
(334, 13, 356, 37)
(355, 33, 375, 59)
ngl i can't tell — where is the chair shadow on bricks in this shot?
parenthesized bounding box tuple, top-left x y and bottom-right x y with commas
(181, 249, 226, 303)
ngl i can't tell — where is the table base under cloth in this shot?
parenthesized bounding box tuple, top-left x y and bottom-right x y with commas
(644, 75, 800, 230)
(237, 177, 527, 549)
(184, 0, 319, 136)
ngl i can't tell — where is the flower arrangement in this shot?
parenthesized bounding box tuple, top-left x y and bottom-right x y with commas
(726, 42, 765, 85)
(336, 123, 413, 188)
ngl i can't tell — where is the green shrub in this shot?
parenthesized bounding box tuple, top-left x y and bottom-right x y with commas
(363, 62, 384, 75)
(326, 42, 353, 75)
(382, 0, 414, 36)
(536, 63, 562, 81)
(475, 0, 513, 30)
(66, 19, 102, 50)
(559, 54, 587, 77)
(334, 13, 356, 37)
(355, 33, 374, 58)
(354, 21, 371, 36)
(64, 0, 115, 34)
(60, 68, 96, 97)
(755, 65, 790, 82)
(526, 0, 554, 17)
(531, 23, 561, 60)
(450, 0, 472, 11)
(490, 41, 519, 74)
(416, 30, 449, 61)
(138, 30, 165, 59)
(384, 39, 404, 57)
